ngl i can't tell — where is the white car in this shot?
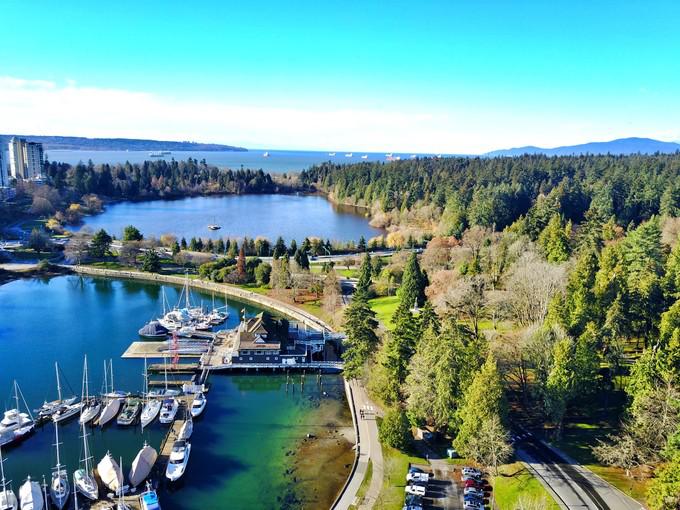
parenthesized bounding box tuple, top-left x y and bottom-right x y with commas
(404, 484, 426, 497)
(406, 472, 430, 484)
(462, 473, 483, 482)
(462, 467, 482, 477)
(464, 487, 484, 498)
(463, 501, 484, 510)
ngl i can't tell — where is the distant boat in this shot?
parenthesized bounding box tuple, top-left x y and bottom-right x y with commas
(410, 154, 417, 159)
(262, 152, 269, 157)
(361, 154, 368, 159)
(116, 398, 141, 426)
(328, 152, 336, 156)
(148, 151, 164, 157)
(344, 153, 353, 157)
(138, 321, 169, 339)
(385, 153, 393, 158)
(207, 224, 221, 231)
(159, 399, 179, 424)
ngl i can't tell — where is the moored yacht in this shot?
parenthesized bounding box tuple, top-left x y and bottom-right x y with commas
(158, 399, 179, 424)
(116, 398, 141, 426)
(73, 423, 98, 501)
(190, 393, 206, 418)
(140, 359, 161, 429)
(0, 382, 34, 440)
(165, 440, 191, 482)
(49, 422, 69, 510)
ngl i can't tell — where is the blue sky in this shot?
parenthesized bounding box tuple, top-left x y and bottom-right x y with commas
(1, 0, 679, 152)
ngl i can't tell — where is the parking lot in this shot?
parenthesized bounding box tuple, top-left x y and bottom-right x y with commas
(403, 463, 492, 510)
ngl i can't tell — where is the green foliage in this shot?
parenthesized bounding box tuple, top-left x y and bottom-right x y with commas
(646, 452, 680, 510)
(293, 248, 309, 270)
(398, 252, 426, 309)
(342, 295, 379, 379)
(28, 228, 51, 254)
(273, 236, 286, 259)
(254, 262, 272, 286)
(454, 354, 506, 457)
(89, 228, 112, 258)
(378, 303, 420, 404)
(141, 249, 161, 273)
(538, 214, 571, 263)
(378, 407, 411, 450)
(356, 252, 373, 297)
(122, 225, 143, 242)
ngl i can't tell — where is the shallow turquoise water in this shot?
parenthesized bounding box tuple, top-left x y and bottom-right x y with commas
(0, 276, 348, 509)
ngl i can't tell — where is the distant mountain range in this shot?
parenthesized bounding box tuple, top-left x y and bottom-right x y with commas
(485, 137, 680, 157)
(0, 135, 247, 152)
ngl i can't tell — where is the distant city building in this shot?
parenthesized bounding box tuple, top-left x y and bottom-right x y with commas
(0, 148, 7, 187)
(8, 137, 44, 180)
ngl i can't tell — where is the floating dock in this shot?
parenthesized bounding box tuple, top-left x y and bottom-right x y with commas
(122, 341, 206, 359)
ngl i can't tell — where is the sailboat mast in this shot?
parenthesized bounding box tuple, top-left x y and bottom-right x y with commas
(103, 360, 108, 396)
(55, 362, 62, 403)
(144, 357, 149, 401)
(109, 359, 114, 393)
(54, 421, 62, 471)
(81, 422, 92, 474)
(84, 355, 90, 402)
(0, 445, 8, 494)
(164, 355, 168, 391)
(13, 380, 20, 411)
(185, 273, 191, 309)
(73, 471, 79, 510)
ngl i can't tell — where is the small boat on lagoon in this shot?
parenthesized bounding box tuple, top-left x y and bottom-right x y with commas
(50, 362, 80, 424)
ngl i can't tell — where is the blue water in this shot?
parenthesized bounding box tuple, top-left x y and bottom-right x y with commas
(45, 149, 438, 173)
(0, 276, 350, 509)
(75, 194, 382, 242)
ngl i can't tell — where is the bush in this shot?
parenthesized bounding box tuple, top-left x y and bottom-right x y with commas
(255, 262, 272, 285)
(379, 407, 412, 450)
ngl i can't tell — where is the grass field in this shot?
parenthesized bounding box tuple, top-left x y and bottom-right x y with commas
(493, 462, 560, 510)
(368, 295, 399, 330)
(374, 445, 427, 510)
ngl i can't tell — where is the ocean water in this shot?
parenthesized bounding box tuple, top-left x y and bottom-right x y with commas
(0, 276, 350, 509)
(75, 194, 382, 243)
(46, 149, 438, 173)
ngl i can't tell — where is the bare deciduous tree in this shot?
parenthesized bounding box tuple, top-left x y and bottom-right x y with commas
(443, 275, 487, 338)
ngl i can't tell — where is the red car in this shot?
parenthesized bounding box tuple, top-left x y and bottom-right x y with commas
(464, 479, 484, 489)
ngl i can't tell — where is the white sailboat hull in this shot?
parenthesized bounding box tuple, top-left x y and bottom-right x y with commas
(50, 471, 69, 510)
(140, 400, 162, 429)
(74, 469, 98, 501)
(129, 445, 158, 488)
(97, 453, 123, 493)
(0, 489, 18, 510)
(52, 402, 83, 423)
(79, 402, 101, 425)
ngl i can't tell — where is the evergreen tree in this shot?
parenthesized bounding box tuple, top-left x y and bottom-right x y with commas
(538, 214, 571, 263)
(236, 245, 247, 282)
(356, 253, 373, 297)
(141, 249, 161, 273)
(215, 238, 226, 254)
(454, 355, 506, 456)
(418, 300, 441, 335)
(555, 246, 600, 336)
(358, 236, 367, 252)
(398, 252, 426, 309)
(378, 407, 411, 450)
(89, 228, 112, 258)
(171, 240, 180, 255)
(294, 248, 310, 270)
(342, 295, 379, 379)
(273, 236, 287, 259)
(289, 239, 297, 255)
(189, 237, 199, 251)
(122, 225, 143, 242)
(180, 237, 187, 250)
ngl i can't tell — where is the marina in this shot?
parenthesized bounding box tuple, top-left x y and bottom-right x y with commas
(0, 275, 353, 509)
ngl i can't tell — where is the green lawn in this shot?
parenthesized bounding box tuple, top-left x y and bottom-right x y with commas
(368, 295, 399, 330)
(231, 282, 270, 295)
(375, 445, 427, 510)
(550, 424, 649, 505)
(494, 462, 560, 510)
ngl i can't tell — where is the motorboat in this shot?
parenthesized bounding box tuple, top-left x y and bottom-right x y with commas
(138, 321, 169, 339)
(207, 224, 221, 231)
(49, 422, 69, 510)
(262, 152, 269, 157)
(34, 396, 77, 421)
(158, 399, 179, 425)
(0, 382, 34, 437)
(0, 445, 18, 510)
(328, 152, 336, 156)
(97, 452, 123, 494)
(361, 154, 368, 159)
(345, 153, 353, 157)
(165, 440, 191, 482)
(140, 482, 161, 510)
(128, 443, 157, 488)
(117, 398, 142, 426)
(52, 402, 83, 423)
(190, 393, 206, 418)
(18, 477, 42, 510)
(178, 416, 193, 440)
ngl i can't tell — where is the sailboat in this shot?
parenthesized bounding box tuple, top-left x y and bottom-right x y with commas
(0, 445, 18, 510)
(79, 356, 101, 425)
(73, 423, 98, 501)
(49, 421, 70, 509)
(148, 357, 180, 399)
(115, 457, 131, 510)
(128, 443, 157, 488)
(98, 360, 125, 427)
(52, 362, 82, 424)
(0, 381, 34, 447)
(18, 476, 42, 510)
(140, 359, 161, 429)
(178, 414, 193, 440)
(96, 452, 123, 494)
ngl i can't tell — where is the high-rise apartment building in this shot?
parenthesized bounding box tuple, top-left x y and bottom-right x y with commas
(8, 137, 44, 180)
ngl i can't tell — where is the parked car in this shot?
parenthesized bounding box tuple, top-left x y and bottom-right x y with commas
(463, 500, 485, 510)
(408, 466, 424, 474)
(464, 487, 485, 498)
(462, 467, 483, 477)
(462, 473, 483, 482)
(406, 471, 430, 484)
(402, 506, 423, 510)
(465, 478, 484, 489)
(405, 484, 427, 497)
(404, 494, 422, 506)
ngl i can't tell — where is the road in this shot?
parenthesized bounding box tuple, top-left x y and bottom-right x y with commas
(333, 381, 383, 510)
(515, 435, 644, 510)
